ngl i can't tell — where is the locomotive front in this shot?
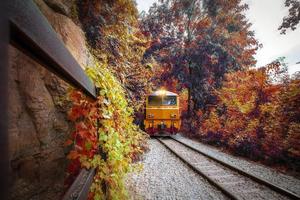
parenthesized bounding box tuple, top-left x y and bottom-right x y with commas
(144, 90, 181, 136)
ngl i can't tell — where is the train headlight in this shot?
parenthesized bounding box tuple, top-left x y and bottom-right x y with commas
(157, 89, 166, 96)
(170, 114, 177, 118)
(148, 114, 154, 118)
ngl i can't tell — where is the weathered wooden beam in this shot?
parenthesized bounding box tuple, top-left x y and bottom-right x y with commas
(8, 0, 97, 99)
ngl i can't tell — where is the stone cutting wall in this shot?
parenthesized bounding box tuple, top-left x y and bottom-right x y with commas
(8, 1, 94, 199)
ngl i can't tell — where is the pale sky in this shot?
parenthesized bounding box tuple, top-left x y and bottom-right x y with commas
(136, 0, 300, 74)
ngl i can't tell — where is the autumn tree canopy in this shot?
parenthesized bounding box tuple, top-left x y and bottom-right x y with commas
(141, 0, 259, 120)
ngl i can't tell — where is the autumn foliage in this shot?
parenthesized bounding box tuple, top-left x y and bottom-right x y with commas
(66, 64, 148, 199)
(199, 62, 300, 166)
(65, 1, 151, 199)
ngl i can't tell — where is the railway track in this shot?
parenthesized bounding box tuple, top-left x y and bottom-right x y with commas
(157, 137, 300, 200)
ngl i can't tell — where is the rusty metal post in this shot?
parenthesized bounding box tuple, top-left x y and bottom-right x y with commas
(0, 0, 9, 199)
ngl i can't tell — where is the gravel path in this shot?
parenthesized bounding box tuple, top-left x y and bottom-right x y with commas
(161, 138, 288, 200)
(125, 139, 228, 200)
(172, 134, 300, 197)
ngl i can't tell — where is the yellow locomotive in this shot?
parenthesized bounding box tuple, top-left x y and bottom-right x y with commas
(144, 90, 181, 135)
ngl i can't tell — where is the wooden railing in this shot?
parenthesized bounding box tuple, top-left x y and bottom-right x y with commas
(8, 0, 98, 199)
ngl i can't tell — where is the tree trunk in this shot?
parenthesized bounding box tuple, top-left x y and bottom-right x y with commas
(186, 0, 195, 119)
(187, 86, 191, 117)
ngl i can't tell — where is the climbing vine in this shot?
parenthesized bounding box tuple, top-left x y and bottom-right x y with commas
(66, 61, 148, 199)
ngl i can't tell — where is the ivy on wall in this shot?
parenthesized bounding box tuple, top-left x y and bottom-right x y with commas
(66, 61, 148, 199)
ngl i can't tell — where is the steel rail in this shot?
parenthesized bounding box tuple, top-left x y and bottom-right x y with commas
(171, 136, 300, 200)
(157, 138, 240, 200)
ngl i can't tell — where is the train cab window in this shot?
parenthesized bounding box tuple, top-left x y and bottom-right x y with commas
(148, 96, 162, 106)
(162, 96, 177, 105)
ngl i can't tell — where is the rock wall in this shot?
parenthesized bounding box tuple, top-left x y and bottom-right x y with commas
(8, 1, 94, 199)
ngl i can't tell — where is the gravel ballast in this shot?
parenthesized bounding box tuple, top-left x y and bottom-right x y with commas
(125, 139, 228, 200)
(172, 134, 300, 197)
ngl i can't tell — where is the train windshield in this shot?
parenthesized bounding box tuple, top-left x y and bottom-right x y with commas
(162, 96, 177, 105)
(148, 95, 177, 106)
(148, 96, 162, 106)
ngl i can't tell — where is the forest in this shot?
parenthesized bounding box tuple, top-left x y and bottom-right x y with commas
(62, 0, 299, 199)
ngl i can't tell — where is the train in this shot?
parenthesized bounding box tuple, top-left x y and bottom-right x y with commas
(144, 90, 181, 136)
